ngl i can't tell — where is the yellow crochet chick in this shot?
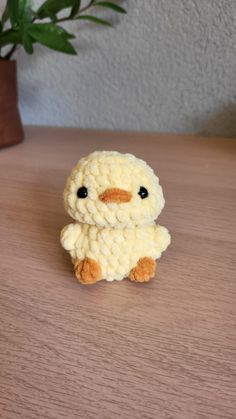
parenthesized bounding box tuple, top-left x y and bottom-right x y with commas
(61, 151, 171, 284)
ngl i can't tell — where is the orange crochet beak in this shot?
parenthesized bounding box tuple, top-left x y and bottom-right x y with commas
(99, 188, 132, 203)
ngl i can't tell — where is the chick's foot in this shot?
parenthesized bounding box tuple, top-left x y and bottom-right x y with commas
(74, 258, 102, 284)
(129, 257, 156, 282)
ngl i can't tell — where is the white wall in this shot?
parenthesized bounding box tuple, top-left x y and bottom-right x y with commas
(2, 0, 236, 136)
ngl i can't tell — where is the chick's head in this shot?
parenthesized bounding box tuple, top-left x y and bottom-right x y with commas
(63, 151, 165, 228)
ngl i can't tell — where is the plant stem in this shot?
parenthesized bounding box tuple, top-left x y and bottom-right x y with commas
(57, 0, 96, 23)
(3, 44, 17, 60)
(79, 0, 96, 14)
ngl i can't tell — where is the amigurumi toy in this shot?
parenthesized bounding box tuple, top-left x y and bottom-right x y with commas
(61, 151, 171, 284)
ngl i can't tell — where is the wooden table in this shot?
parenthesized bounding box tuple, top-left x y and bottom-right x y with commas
(0, 127, 235, 419)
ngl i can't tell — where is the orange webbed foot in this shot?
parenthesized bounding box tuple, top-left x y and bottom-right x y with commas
(74, 258, 102, 285)
(129, 257, 156, 283)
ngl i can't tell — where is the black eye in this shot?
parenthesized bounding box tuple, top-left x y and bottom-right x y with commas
(77, 186, 88, 199)
(138, 186, 148, 199)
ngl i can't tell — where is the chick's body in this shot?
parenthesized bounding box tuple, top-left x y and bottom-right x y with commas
(61, 222, 170, 281)
(61, 151, 171, 284)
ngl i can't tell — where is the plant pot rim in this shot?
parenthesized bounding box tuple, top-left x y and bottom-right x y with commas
(0, 59, 17, 66)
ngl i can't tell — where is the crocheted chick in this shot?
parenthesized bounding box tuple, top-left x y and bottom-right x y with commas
(61, 151, 171, 284)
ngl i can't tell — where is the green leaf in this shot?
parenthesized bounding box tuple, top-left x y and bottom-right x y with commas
(0, 21, 2, 32)
(0, 29, 22, 47)
(70, 0, 81, 18)
(18, 0, 32, 20)
(36, 0, 76, 19)
(0, 1, 34, 49)
(7, 0, 32, 28)
(8, 0, 19, 27)
(95, 2, 126, 14)
(76, 15, 112, 26)
(22, 32, 33, 53)
(20, 1, 34, 32)
(27, 23, 77, 55)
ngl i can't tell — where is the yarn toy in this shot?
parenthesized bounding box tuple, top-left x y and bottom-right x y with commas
(61, 151, 171, 284)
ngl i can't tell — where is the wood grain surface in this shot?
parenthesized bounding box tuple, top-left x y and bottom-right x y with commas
(0, 126, 236, 419)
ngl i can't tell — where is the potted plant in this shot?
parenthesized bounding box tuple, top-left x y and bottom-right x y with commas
(0, 0, 126, 147)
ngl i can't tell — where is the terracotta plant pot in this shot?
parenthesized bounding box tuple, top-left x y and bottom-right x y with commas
(0, 60, 24, 148)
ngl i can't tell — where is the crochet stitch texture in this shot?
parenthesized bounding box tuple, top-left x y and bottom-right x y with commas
(61, 151, 171, 283)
